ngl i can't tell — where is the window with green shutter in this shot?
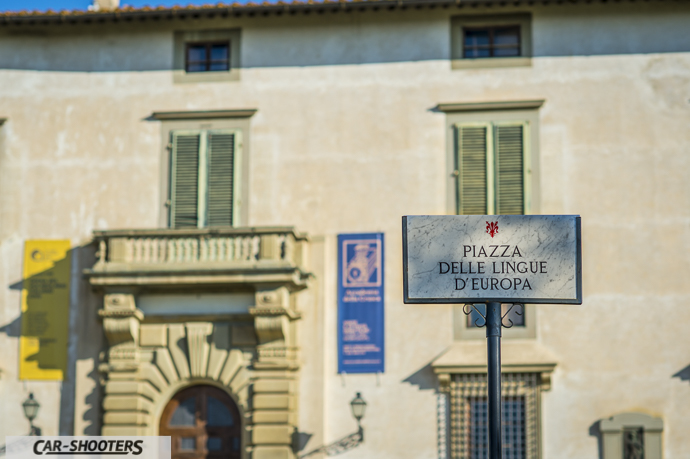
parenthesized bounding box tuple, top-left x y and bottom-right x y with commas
(169, 130, 241, 228)
(444, 103, 540, 341)
(455, 121, 529, 215)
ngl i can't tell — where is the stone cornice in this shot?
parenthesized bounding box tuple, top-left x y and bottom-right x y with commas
(91, 226, 307, 240)
(436, 100, 545, 113)
(98, 308, 144, 320)
(249, 307, 302, 320)
(150, 109, 257, 121)
(86, 268, 310, 291)
(432, 340, 558, 390)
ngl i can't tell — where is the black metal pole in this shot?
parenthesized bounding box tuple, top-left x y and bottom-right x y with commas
(486, 302, 502, 459)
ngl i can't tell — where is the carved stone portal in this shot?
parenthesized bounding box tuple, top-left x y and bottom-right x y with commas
(90, 227, 310, 459)
(98, 293, 301, 459)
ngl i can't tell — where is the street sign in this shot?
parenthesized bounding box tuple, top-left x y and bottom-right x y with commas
(402, 215, 582, 304)
(403, 214, 582, 459)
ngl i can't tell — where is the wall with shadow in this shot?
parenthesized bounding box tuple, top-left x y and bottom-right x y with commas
(0, 2, 688, 73)
(533, 3, 690, 57)
(70, 243, 104, 436)
(589, 420, 604, 459)
(673, 364, 690, 382)
(403, 362, 439, 392)
(0, 28, 173, 72)
(0, 313, 20, 337)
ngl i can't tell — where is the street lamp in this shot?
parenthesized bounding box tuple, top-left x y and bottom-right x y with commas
(22, 393, 41, 436)
(350, 392, 367, 441)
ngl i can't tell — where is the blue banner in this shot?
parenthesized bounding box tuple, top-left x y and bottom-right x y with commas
(337, 233, 385, 374)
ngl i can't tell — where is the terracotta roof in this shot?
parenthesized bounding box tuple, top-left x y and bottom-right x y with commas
(1, 0, 446, 21)
(0, 0, 672, 25)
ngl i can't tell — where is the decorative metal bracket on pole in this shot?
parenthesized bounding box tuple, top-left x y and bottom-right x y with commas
(462, 302, 524, 459)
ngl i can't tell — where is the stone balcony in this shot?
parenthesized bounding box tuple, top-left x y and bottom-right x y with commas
(85, 226, 310, 291)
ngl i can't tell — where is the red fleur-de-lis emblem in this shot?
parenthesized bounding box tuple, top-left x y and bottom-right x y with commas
(486, 221, 499, 238)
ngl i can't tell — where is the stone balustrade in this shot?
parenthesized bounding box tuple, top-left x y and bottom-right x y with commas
(87, 227, 310, 289)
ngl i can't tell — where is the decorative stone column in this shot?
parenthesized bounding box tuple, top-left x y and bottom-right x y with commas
(98, 292, 152, 435)
(250, 286, 301, 459)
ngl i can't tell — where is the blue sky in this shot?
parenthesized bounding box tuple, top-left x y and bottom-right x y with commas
(0, 0, 249, 13)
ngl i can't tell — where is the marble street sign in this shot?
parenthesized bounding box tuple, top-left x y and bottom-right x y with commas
(402, 215, 582, 304)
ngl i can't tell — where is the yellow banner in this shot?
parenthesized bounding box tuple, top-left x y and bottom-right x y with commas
(20, 240, 71, 380)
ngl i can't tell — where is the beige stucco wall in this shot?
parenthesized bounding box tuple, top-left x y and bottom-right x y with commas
(1, 2, 689, 457)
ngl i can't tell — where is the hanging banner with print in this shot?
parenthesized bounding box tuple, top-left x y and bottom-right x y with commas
(20, 240, 71, 380)
(337, 233, 384, 374)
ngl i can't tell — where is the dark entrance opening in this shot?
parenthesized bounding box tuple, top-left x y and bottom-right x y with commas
(160, 385, 242, 459)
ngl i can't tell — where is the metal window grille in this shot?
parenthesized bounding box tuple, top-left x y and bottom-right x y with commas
(623, 427, 644, 459)
(438, 392, 450, 459)
(450, 373, 540, 459)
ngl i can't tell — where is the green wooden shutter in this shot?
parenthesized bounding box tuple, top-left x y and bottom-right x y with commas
(206, 132, 236, 227)
(458, 125, 488, 215)
(494, 124, 524, 215)
(170, 133, 201, 228)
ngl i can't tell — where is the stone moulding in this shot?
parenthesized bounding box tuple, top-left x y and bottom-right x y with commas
(150, 109, 257, 120)
(249, 307, 302, 320)
(432, 340, 558, 392)
(435, 100, 545, 113)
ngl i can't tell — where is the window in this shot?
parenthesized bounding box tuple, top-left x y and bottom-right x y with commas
(600, 413, 663, 459)
(464, 26, 520, 58)
(451, 15, 531, 69)
(169, 129, 241, 228)
(623, 428, 644, 459)
(154, 110, 254, 228)
(441, 101, 543, 340)
(450, 373, 542, 459)
(173, 29, 241, 83)
(455, 122, 529, 216)
(186, 42, 230, 73)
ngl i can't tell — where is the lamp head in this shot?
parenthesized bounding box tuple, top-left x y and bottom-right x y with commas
(22, 393, 40, 423)
(350, 392, 367, 422)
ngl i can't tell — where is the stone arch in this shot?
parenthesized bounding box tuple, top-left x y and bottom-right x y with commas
(101, 317, 253, 438)
(99, 286, 302, 459)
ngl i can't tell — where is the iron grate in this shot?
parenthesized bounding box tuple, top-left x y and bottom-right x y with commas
(450, 373, 540, 459)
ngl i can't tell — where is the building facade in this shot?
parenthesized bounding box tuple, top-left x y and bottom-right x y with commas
(1, 0, 690, 458)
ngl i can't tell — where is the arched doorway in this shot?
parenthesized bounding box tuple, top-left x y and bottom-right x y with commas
(160, 385, 242, 459)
